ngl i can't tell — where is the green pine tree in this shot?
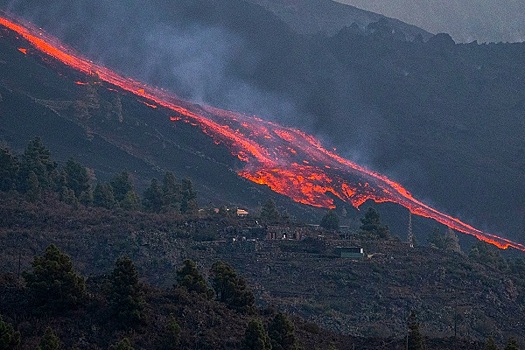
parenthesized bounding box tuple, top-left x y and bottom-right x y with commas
(320, 210, 339, 230)
(120, 190, 140, 211)
(167, 316, 181, 347)
(180, 178, 198, 214)
(0, 314, 20, 350)
(37, 327, 60, 350)
(23, 244, 86, 313)
(407, 311, 424, 350)
(108, 256, 144, 328)
(504, 338, 519, 350)
(269, 312, 298, 350)
(142, 178, 163, 213)
(242, 319, 272, 350)
(162, 172, 181, 213)
(360, 207, 390, 239)
(210, 261, 255, 312)
(63, 158, 91, 199)
(18, 137, 57, 193)
(484, 336, 500, 350)
(176, 259, 212, 297)
(93, 183, 117, 209)
(260, 199, 280, 222)
(0, 146, 19, 192)
(110, 337, 134, 350)
(110, 171, 134, 203)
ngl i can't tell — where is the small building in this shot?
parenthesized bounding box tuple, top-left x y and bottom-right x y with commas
(336, 247, 365, 259)
(237, 209, 249, 217)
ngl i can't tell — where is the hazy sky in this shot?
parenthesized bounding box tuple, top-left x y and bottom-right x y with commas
(334, 0, 525, 43)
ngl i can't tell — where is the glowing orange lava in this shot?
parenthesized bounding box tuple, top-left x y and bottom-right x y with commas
(1, 14, 523, 251)
(17, 47, 26, 54)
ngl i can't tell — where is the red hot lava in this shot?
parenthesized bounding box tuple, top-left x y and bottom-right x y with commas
(1, 14, 524, 251)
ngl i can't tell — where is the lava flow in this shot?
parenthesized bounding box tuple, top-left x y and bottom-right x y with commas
(1, 14, 524, 251)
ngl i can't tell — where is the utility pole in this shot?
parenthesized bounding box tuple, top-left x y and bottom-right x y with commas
(407, 211, 414, 248)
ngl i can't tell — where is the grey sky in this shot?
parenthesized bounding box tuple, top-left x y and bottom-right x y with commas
(334, 0, 525, 43)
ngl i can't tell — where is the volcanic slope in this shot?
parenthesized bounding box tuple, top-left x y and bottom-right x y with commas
(0, 21, 318, 217)
(1, 0, 525, 242)
(2, 15, 524, 251)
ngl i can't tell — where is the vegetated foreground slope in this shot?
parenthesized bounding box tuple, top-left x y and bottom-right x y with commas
(0, 0, 524, 243)
(0, 195, 523, 346)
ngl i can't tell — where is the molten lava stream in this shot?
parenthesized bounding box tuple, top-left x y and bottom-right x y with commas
(1, 14, 524, 252)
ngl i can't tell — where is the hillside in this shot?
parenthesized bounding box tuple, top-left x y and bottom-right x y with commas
(246, 0, 432, 39)
(0, 0, 524, 245)
(0, 192, 523, 348)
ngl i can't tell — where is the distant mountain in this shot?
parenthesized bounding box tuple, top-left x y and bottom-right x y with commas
(335, 0, 525, 43)
(247, 0, 432, 40)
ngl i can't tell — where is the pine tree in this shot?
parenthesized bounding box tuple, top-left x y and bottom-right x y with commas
(93, 183, 117, 209)
(269, 312, 298, 350)
(407, 311, 424, 350)
(428, 228, 461, 252)
(167, 316, 181, 347)
(242, 319, 272, 350)
(18, 137, 57, 193)
(176, 259, 212, 297)
(108, 256, 144, 328)
(142, 178, 163, 213)
(162, 172, 181, 213)
(25, 170, 41, 201)
(260, 199, 280, 222)
(23, 244, 86, 313)
(63, 158, 91, 199)
(484, 336, 499, 350)
(210, 261, 255, 312)
(37, 327, 60, 350)
(320, 210, 339, 230)
(120, 190, 140, 211)
(180, 178, 198, 214)
(110, 337, 134, 350)
(504, 338, 519, 350)
(0, 146, 19, 192)
(110, 171, 135, 204)
(0, 314, 20, 350)
(360, 207, 390, 239)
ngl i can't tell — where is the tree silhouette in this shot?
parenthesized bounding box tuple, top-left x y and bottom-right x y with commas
(210, 261, 255, 312)
(63, 158, 91, 199)
(504, 338, 519, 350)
(110, 337, 134, 350)
(108, 256, 144, 328)
(162, 172, 181, 213)
(18, 137, 57, 193)
(37, 327, 60, 350)
(142, 178, 163, 213)
(360, 207, 389, 239)
(23, 244, 85, 313)
(260, 199, 280, 222)
(320, 210, 339, 230)
(269, 312, 298, 350)
(0, 314, 20, 350)
(242, 319, 272, 350)
(407, 311, 424, 350)
(484, 336, 499, 350)
(0, 146, 19, 192)
(110, 171, 134, 203)
(180, 178, 198, 214)
(93, 183, 117, 209)
(176, 259, 212, 297)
